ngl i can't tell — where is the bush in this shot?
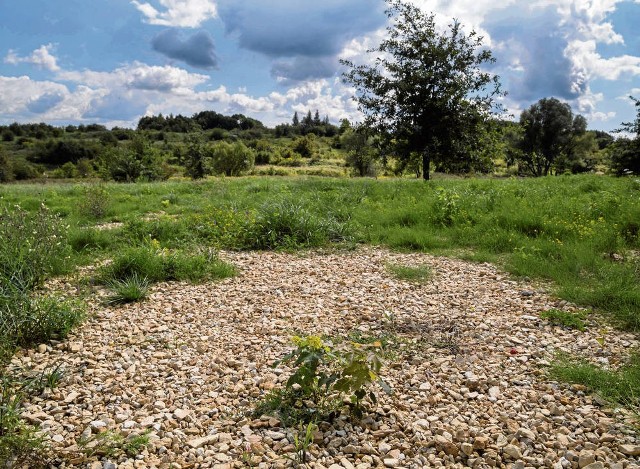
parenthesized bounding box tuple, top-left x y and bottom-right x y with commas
(29, 139, 100, 165)
(243, 200, 349, 250)
(77, 184, 112, 220)
(184, 138, 210, 180)
(1, 129, 14, 142)
(210, 141, 255, 176)
(0, 205, 70, 292)
(0, 294, 84, 348)
(291, 135, 317, 158)
(10, 159, 40, 180)
(100, 137, 166, 182)
(608, 138, 640, 176)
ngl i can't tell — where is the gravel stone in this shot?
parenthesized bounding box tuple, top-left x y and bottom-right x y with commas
(23, 248, 639, 468)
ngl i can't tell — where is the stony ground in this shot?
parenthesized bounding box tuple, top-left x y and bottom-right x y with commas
(13, 248, 640, 468)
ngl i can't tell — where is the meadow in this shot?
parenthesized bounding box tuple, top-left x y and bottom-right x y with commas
(1, 173, 638, 328)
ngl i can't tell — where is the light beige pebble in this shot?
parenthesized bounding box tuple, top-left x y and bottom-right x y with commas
(28, 248, 639, 468)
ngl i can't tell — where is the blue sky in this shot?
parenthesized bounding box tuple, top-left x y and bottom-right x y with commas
(1, 0, 639, 132)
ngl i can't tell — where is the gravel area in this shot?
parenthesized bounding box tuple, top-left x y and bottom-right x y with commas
(12, 248, 640, 468)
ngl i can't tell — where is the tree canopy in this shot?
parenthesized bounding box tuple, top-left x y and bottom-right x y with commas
(516, 97, 588, 176)
(341, 0, 503, 180)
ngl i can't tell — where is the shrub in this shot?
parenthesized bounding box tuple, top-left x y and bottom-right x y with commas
(100, 137, 166, 182)
(1, 295, 84, 348)
(184, 137, 210, 180)
(1, 129, 14, 142)
(10, 159, 40, 180)
(0, 150, 14, 183)
(0, 290, 84, 364)
(77, 184, 111, 220)
(292, 135, 316, 158)
(210, 141, 255, 176)
(0, 205, 70, 292)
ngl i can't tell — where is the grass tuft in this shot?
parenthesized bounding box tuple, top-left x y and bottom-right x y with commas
(540, 309, 588, 331)
(385, 263, 433, 283)
(105, 273, 150, 305)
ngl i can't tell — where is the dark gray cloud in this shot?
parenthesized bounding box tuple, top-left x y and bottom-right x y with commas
(217, 0, 386, 58)
(27, 93, 64, 113)
(484, 5, 579, 103)
(271, 56, 336, 84)
(152, 29, 218, 69)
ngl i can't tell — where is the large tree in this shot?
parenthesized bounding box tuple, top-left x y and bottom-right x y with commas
(517, 97, 587, 176)
(341, 0, 503, 180)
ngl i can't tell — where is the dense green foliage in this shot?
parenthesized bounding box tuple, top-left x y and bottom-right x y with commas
(0, 101, 623, 181)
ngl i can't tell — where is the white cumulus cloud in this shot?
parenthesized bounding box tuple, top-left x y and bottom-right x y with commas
(567, 39, 640, 81)
(4, 44, 60, 72)
(131, 0, 217, 27)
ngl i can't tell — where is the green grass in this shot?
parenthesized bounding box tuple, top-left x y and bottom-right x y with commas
(539, 309, 588, 331)
(99, 245, 236, 285)
(385, 263, 433, 283)
(550, 353, 640, 409)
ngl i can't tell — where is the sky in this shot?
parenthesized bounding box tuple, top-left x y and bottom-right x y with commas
(0, 0, 639, 132)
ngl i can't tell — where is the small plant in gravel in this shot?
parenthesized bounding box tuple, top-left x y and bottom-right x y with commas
(104, 273, 150, 305)
(78, 430, 150, 458)
(385, 263, 432, 283)
(256, 335, 391, 425)
(540, 309, 588, 331)
(286, 422, 316, 466)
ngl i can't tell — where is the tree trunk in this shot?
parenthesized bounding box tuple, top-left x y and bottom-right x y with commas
(422, 148, 430, 181)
